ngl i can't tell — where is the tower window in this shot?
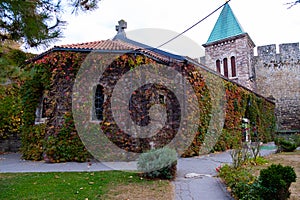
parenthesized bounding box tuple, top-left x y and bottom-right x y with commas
(216, 60, 221, 73)
(223, 58, 228, 78)
(94, 84, 104, 121)
(231, 56, 236, 77)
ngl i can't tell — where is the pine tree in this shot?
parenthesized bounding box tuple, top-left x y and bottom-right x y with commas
(0, 0, 100, 48)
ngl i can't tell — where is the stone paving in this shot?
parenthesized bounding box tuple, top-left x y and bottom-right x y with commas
(174, 153, 233, 200)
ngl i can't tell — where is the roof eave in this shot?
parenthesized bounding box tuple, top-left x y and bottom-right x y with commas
(202, 33, 255, 47)
(24, 47, 135, 64)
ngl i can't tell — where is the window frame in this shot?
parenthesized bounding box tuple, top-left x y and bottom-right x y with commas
(223, 58, 228, 78)
(216, 59, 221, 74)
(93, 84, 105, 121)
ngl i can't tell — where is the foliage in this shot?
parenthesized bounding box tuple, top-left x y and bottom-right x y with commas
(137, 147, 177, 180)
(0, 0, 101, 47)
(21, 51, 89, 162)
(247, 156, 268, 166)
(0, 42, 31, 147)
(0, 171, 171, 200)
(0, 83, 22, 140)
(214, 82, 275, 152)
(219, 164, 258, 199)
(43, 112, 90, 162)
(21, 124, 45, 160)
(259, 164, 297, 200)
(213, 129, 241, 151)
(291, 133, 300, 146)
(0, 41, 29, 83)
(275, 137, 298, 152)
(219, 162, 297, 200)
(20, 48, 276, 161)
(230, 146, 251, 169)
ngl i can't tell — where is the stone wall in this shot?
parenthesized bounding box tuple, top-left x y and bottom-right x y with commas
(0, 134, 21, 152)
(203, 34, 256, 91)
(254, 43, 300, 131)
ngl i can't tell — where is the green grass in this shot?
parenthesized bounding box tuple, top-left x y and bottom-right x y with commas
(0, 171, 166, 200)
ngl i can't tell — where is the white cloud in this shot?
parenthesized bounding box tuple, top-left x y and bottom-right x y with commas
(25, 0, 300, 55)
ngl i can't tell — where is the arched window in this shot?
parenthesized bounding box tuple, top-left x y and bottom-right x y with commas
(94, 84, 104, 120)
(35, 95, 48, 124)
(223, 58, 228, 78)
(231, 56, 236, 77)
(216, 60, 221, 73)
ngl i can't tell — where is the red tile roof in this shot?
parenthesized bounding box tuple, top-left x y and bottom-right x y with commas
(56, 39, 138, 51)
(27, 39, 182, 64)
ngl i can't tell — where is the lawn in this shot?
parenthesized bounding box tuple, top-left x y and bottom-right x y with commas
(0, 171, 173, 200)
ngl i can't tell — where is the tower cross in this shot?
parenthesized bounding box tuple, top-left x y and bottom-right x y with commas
(116, 20, 127, 33)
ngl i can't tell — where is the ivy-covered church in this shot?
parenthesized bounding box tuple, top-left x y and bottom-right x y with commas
(19, 3, 280, 162)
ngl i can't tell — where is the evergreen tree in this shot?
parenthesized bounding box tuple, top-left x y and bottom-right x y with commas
(0, 0, 100, 48)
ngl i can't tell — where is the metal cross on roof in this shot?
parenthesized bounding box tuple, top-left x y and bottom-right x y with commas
(116, 20, 127, 33)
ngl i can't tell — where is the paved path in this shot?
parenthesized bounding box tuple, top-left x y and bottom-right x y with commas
(174, 153, 233, 200)
(0, 153, 137, 172)
(0, 143, 277, 200)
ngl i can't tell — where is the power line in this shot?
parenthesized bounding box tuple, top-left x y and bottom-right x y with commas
(156, 0, 231, 49)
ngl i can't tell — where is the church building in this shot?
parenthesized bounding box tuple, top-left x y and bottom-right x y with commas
(12, 2, 297, 161)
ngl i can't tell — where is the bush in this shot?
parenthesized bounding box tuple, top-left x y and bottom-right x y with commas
(259, 164, 297, 200)
(137, 147, 177, 180)
(219, 163, 297, 200)
(291, 134, 300, 147)
(219, 164, 258, 199)
(275, 137, 298, 152)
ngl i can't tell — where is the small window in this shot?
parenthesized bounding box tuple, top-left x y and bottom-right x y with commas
(231, 56, 236, 77)
(35, 95, 48, 124)
(159, 94, 165, 104)
(94, 85, 104, 121)
(223, 58, 228, 78)
(216, 60, 221, 73)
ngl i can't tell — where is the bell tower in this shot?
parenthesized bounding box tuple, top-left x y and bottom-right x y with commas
(203, 3, 256, 91)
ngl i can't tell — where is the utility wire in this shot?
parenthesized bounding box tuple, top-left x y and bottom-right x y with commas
(155, 0, 231, 49)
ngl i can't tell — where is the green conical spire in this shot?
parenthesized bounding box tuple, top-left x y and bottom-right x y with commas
(205, 3, 245, 45)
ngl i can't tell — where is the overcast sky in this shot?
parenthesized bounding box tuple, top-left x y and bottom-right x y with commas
(27, 0, 300, 56)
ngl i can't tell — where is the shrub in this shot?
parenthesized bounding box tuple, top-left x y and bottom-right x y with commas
(230, 147, 251, 169)
(137, 147, 177, 180)
(259, 164, 297, 200)
(219, 163, 296, 200)
(219, 164, 257, 199)
(275, 137, 297, 152)
(291, 133, 300, 147)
